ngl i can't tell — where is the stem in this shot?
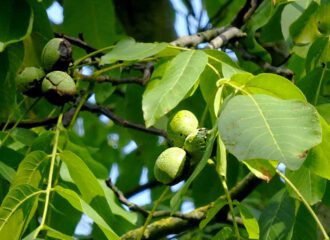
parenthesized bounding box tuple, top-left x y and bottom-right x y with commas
(313, 66, 326, 105)
(34, 113, 63, 238)
(220, 175, 241, 239)
(276, 169, 329, 240)
(72, 45, 115, 68)
(137, 186, 170, 240)
(68, 85, 92, 129)
(93, 62, 127, 76)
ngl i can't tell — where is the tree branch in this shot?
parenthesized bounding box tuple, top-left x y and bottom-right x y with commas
(121, 173, 261, 239)
(106, 179, 196, 220)
(54, 32, 97, 53)
(82, 102, 167, 138)
(237, 43, 294, 80)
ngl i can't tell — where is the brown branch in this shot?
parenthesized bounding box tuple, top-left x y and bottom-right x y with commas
(0, 117, 58, 130)
(54, 33, 97, 53)
(121, 173, 261, 240)
(82, 102, 167, 138)
(106, 179, 198, 220)
(125, 180, 161, 199)
(231, 0, 263, 27)
(237, 43, 294, 80)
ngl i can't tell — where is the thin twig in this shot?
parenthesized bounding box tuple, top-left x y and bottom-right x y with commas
(205, 27, 246, 49)
(54, 33, 97, 53)
(106, 179, 198, 220)
(82, 102, 167, 138)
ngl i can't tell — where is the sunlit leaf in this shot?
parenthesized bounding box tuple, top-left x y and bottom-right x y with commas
(100, 38, 168, 65)
(0, 161, 16, 182)
(11, 151, 48, 188)
(0, 184, 42, 240)
(235, 201, 260, 239)
(143, 50, 208, 127)
(219, 94, 322, 170)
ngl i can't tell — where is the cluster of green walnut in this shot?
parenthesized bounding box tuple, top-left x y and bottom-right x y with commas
(154, 110, 210, 185)
(16, 38, 76, 105)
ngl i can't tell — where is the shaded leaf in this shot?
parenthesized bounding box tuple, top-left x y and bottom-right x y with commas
(0, 0, 33, 52)
(286, 165, 326, 205)
(54, 186, 120, 240)
(143, 50, 208, 127)
(219, 94, 322, 170)
(0, 161, 16, 182)
(259, 189, 295, 240)
(305, 116, 330, 180)
(0, 43, 24, 120)
(60, 0, 119, 49)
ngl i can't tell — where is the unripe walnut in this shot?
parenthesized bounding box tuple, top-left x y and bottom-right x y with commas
(167, 110, 199, 147)
(154, 147, 187, 185)
(16, 67, 45, 97)
(184, 128, 209, 164)
(42, 71, 76, 105)
(41, 38, 72, 72)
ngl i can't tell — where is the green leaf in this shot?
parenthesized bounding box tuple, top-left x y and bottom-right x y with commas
(54, 186, 120, 240)
(0, 184, 42, 240)
(291, 203, 317, 240)
(44, 225, 74, 240)
(0, 0, 33, 52)
(199, 198, 227, 229)
(243, 159, 277, 182)
(212, 226, 234, 240)
(305, 116, 330, 180)
(0, 43, 24, 120)
(219, 94, 322, 170)
(0, 161, 16, 182)
(259, 189, 296, 240)
(235, 201, 260, 239)
(242, 0, 274, 62)
(171, 128, 217, 210)
(289, 1, 320, 45)
(59, 150, 134, 234)
(100, 38, 168, 65)
(59, 150, 105, 202)
(286, 165, 326, 205)
(143, 50, 208, 127)
(11, 151, 48, 188)
(204, 49, 242, 78)
(232, 73, 306, 101)
(281, 0, 311, 41)
(60, 0, 119, 49)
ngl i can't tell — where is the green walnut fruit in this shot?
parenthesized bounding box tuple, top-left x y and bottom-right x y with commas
(154, 147, 187, 184)
(41, 38, 72, 72)
(16, 67, 45, 97)
(42, 71, 76, 105)
(167, 110, 199, 147)
(184, 128, 210, 164)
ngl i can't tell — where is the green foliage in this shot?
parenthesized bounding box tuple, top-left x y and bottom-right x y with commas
(0, 0, 330, 239)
